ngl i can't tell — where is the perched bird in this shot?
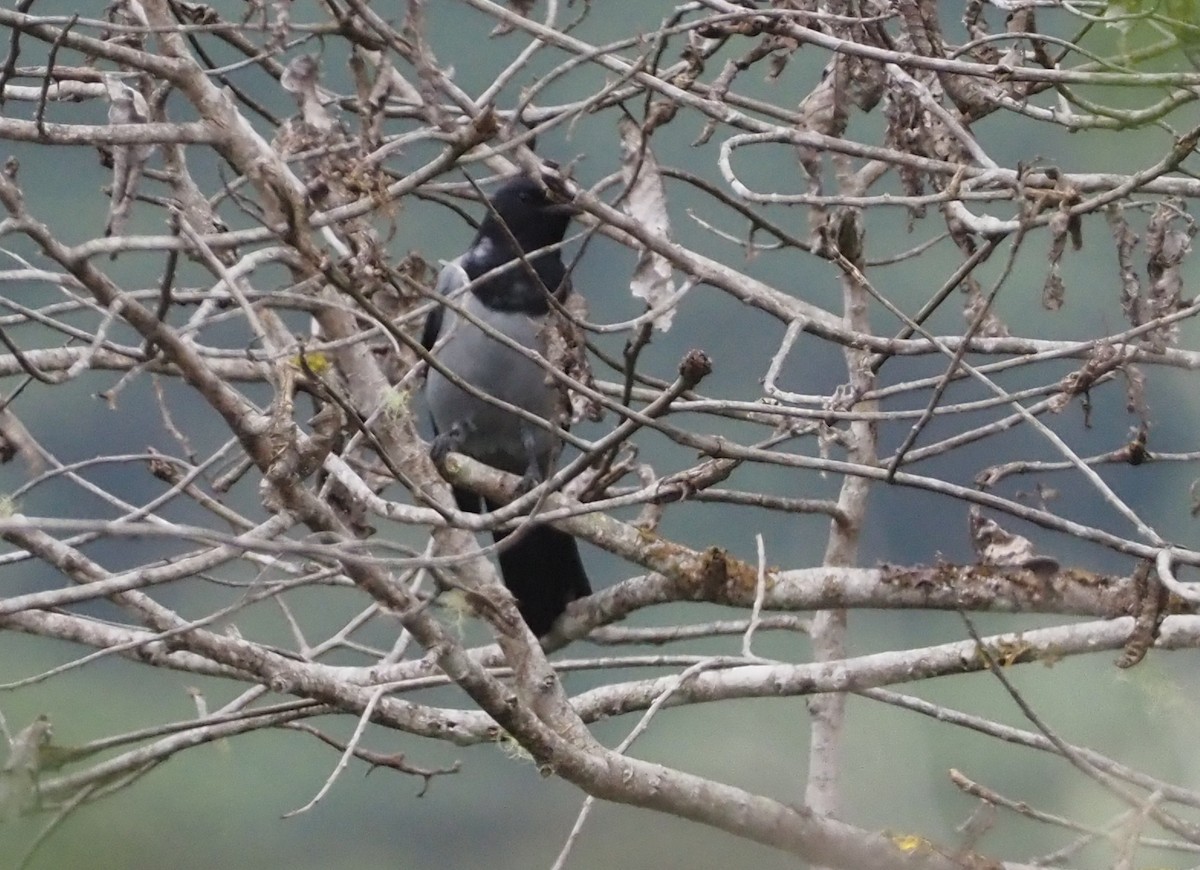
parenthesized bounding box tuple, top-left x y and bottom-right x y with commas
(422, 173, 591, 636)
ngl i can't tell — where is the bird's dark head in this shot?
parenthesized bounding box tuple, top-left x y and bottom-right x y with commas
(477, 173, 576, 255)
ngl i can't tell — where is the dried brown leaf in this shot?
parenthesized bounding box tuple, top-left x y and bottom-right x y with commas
(618, 118, 678, 331)
(798, 61, 847, 139)
(281, 55, 334, 133)
(963, 277, 1009, 337)
(969, 506, 1058, 574)
(1042, 208, 1071, 311)
(0, 409, 45, 475)
(1053, 342, 1122, 413)
(0, 715, 52, 822)
(547, 292, 603, 425)
(1143, 199, 1194, 349)
(1042, 266, 1064, 312)
(102, 75, 152, 242)
(490, 0, 535, 36)
(1107, 203, 1142, 325)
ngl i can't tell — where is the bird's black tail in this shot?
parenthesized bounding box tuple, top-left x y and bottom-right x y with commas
(453, 487, 590, 636)
(493, 522, 590, 637)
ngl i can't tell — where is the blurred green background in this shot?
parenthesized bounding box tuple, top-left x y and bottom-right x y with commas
(4, 2, 1200, 868)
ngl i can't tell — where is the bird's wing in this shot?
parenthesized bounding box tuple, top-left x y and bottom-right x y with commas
(421, 255, 470, 351)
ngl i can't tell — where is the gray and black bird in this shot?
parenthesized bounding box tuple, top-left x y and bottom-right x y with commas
(422, 173, 590, 636)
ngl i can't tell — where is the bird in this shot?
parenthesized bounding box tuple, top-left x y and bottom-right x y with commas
(422, 172, 591, 637)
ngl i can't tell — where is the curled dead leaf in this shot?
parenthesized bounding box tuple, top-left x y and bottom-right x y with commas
(618, 117, 679, 332)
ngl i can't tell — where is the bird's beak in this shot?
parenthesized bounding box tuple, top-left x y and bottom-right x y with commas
(545, 199, 581, 216)
(538, 170, 580, 215)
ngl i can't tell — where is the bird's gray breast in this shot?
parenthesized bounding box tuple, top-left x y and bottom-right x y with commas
(425, 292, 559, 475)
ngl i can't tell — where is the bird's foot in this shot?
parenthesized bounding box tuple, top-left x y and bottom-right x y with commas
(430, 424, 465, 466)
(517, 427, 546, 494)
